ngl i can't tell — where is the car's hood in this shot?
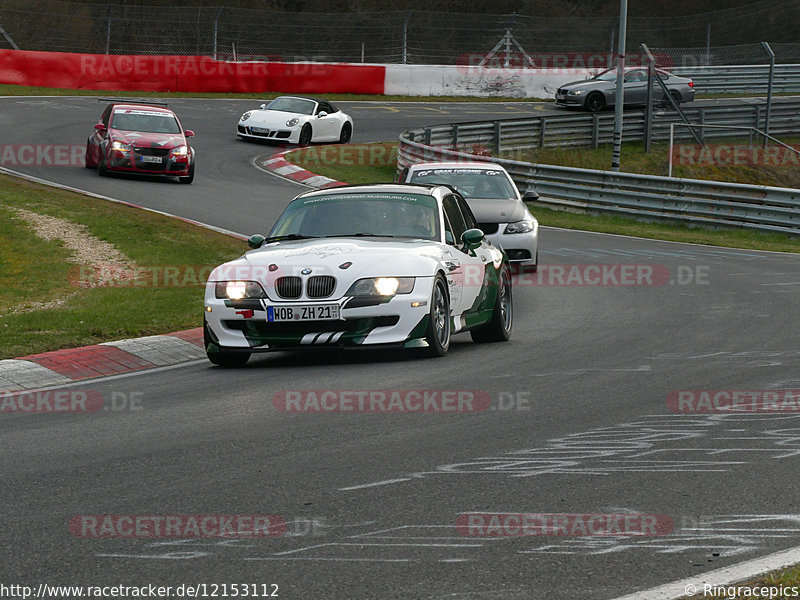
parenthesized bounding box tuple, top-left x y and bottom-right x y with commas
(110, 130, 185, 148)
(210, 238, 448, 283)
(558, 79, 607, 91)
(466, 198, 528, 223)
(242, 110, 307, 126)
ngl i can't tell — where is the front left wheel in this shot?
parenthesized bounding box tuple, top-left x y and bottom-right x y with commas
(179, 162, 195, 184)
(204, 317, 250, 368)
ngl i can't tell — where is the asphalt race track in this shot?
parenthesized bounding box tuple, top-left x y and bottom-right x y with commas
(2, 96, 800, 599)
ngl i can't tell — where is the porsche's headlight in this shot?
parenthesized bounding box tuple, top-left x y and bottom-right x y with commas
(286, 117, 300, 127)
(504, 220, 536, 234)
(215, 281, 267, 300)
(170, 145, 189, 157)
(240, 112, 251, 122)
(346, 277, 415, 296)
(110, 141, 130, 152)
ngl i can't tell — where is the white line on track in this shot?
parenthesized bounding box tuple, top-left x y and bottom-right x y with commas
(608, 544, 800, 600)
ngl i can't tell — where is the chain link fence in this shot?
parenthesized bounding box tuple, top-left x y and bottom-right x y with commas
(1, 0, 799, 65)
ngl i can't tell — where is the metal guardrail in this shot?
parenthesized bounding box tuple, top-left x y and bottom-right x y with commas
(398, 109, 800, 236)
(406, 98, 800, 152)
(674, 64, 800, 94)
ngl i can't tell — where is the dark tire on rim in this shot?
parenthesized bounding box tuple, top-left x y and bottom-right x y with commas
(204, 317, 251, 368)
(585, 92, 605, 112)
(299, 124, 312, 147)
(470, 265, 513, 343)
(84, 140, 94, 168)
(179, 161, 195, 184)
(96, 152, 108, 176)
(531, 249, 538, 273)
(338, 122, 352, 144)
(424, 274, 451, 357)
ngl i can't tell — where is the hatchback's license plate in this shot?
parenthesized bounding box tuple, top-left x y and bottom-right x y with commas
(141, 155, 162, 163)
(267, 304, 340, 322)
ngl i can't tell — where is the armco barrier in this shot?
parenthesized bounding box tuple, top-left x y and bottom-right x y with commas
(398, 126, 800, 236)
(0, 49, 386, 94)
(674, 64, 800, 94)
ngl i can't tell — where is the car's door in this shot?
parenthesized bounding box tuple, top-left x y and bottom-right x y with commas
(441, 193, 487, 326)
(623, 69, 649, 105)
(314, 101, 339, 141)
(91, 104, 113, 161)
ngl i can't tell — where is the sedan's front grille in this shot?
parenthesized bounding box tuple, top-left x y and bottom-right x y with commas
(275, 276, 302, 299)
(134, 147, 170, 156)
(306, 275, 336, 298)
(478, 222, 500, 235)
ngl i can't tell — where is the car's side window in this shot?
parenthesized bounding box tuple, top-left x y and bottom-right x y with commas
(317, 102, 332, 115)
(456, 196, 479, 230)
(442, 194, 467, 247)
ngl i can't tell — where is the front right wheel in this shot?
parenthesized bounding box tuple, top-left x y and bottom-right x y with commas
(470, 265, 513, 343)
(424, 274, 451, 357)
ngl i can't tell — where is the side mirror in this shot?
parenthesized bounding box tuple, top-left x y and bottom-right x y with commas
(184, 130, 195, 138)
(317, 111, 328, 118)
(461, 228, 485, 254)
(260, 103, 267, 109)
(247, 234, 265, 249)
(522, 190, 539, 201)
(94, 123, 106, 132)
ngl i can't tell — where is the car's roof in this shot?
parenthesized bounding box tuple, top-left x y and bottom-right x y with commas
(110, 103, 174, 114)
(408, 162, 507, 172)
(297, 183, 445, 199)
(271, 95, 322, 104)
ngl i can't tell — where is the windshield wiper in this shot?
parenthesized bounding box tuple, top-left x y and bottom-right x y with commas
(264, 234, 319, 242)
(324, 233, 397, 238)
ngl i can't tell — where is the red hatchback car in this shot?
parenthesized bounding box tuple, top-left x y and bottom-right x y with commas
(85, 101, 195, 184)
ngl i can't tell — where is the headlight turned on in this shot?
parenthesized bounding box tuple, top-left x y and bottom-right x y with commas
(346, 277, 415, 296)
(215, 281, 267, 300)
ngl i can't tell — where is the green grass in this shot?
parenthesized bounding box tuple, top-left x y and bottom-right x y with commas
(679, 564, 800, 599)
(286, 141, 800, 254)
(500, 138, 800, 189)
(0, 174, 245, 358)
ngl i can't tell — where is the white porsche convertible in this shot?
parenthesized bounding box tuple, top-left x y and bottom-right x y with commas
(203, 184, 513, 367)
(236, 96, 353, 146)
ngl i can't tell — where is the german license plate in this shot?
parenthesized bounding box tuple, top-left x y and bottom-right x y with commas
(267, 304, 340, 322)
(141, 155, 162, 163)
(556, 94, 565, 100)
(251, 127, 270, 134)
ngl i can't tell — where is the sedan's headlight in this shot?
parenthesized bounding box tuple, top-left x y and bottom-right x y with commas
(215, 281, 267, 300)
(286, 117, 300, 127)
(346, 277, 415, 296)
(110, 141, 130, 152)
(170, 145, 189, 157)
(570, 90, 585, 95)
(504, 220, 536, 234)
(240, 112, 251, 122)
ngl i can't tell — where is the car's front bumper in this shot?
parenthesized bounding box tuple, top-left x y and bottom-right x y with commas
(481, 228, 538, 266)
(107, 149, 191, 175)
(204, 277, 435, 352)
(237, 124, 298, 144)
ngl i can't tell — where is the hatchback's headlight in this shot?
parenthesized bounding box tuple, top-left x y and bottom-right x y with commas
(240, 112, 251, 122)
(504, 220, 536, 234)
(110, 141, 130, 152)
(346, 277, 415, 296)
(170, 145, 189, 157)
(215, 281, 267, 300)
(286, 117, 300, 127)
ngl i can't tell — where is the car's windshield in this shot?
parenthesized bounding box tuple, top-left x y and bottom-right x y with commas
(269, 192, 441, 241)
(111, 110, 181, 134)
(593, 68, 617, 81)
(265, 97, 316, 115)
(408, 168, 517, 199)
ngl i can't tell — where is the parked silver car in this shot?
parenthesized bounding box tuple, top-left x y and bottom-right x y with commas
(555, 67, 695, 112)
(399, 162, 539, 270)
